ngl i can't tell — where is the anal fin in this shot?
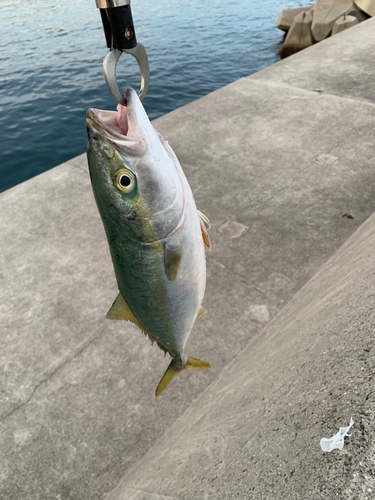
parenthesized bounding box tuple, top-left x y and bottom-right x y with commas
(106, 293, 142, 326)
(106, 294, 168, 354)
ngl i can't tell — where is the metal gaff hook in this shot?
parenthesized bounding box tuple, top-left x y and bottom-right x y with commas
(103, 44, 150, 106)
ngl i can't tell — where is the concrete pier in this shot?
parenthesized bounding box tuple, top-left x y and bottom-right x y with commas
(1, 18, 375, 500)
(107, 183, 375, 500)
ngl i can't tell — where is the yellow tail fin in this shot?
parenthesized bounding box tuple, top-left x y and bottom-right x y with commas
(155, 356, 211, 396)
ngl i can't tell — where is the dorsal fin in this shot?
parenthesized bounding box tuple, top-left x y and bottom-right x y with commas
(200, 219, 211, 250)
(197, 210, 211, 249)
(197, 210, 211, 229)
(195, 307, 207, 323)
(106, 293, 169, 354)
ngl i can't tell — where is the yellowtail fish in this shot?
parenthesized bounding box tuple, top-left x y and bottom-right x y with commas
(86, 88, 211, 396)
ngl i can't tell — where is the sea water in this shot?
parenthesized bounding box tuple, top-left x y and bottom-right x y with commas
(0, 0, 307, 193)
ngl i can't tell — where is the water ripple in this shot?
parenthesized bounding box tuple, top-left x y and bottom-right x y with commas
(0, 0, 307, 192)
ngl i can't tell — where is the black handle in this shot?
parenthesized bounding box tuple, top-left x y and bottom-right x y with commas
(100, 4, 137, 50)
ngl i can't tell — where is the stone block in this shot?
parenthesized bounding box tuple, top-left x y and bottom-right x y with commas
(348, 2, 370, 20)
(282, 10, 314, 55)
(354, 0, 375, 16)
(276, 6, 312, 31)
(312, 0, 353, 41)
(332, 14, 358, 34)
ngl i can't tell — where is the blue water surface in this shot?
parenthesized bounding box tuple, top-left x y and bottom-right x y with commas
(1, 0, 306, 193)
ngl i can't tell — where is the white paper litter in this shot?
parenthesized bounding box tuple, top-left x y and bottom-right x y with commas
(320, 417, 354, 452)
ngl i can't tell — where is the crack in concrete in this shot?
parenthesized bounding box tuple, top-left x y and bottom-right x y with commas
(0, 336, 98, 422)
(108, 485, 180, 500)
(365, 391, 374, 402)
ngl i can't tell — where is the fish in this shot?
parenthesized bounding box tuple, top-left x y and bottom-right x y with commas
(86, 87, 211, 396)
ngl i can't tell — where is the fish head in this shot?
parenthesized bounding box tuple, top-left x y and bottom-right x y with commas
(86, 88, 184, 243)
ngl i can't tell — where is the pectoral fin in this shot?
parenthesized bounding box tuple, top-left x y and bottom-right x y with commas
(155, 356, 211, 396)
(164, 243, 183, 281)
(198, 210, 211, 229)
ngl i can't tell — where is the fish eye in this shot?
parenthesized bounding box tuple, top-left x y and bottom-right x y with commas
(115, 169, 136, 193)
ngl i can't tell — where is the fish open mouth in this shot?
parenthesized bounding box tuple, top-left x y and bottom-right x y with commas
(86, 87, 146, 143)
(86, 105, 130, 140)
(86, 88, 152, 160)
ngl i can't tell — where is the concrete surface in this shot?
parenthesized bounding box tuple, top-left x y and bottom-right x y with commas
(1, 17, 375, 500)
(106, 191, 375, 500)
(253, 17, 375, 103)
